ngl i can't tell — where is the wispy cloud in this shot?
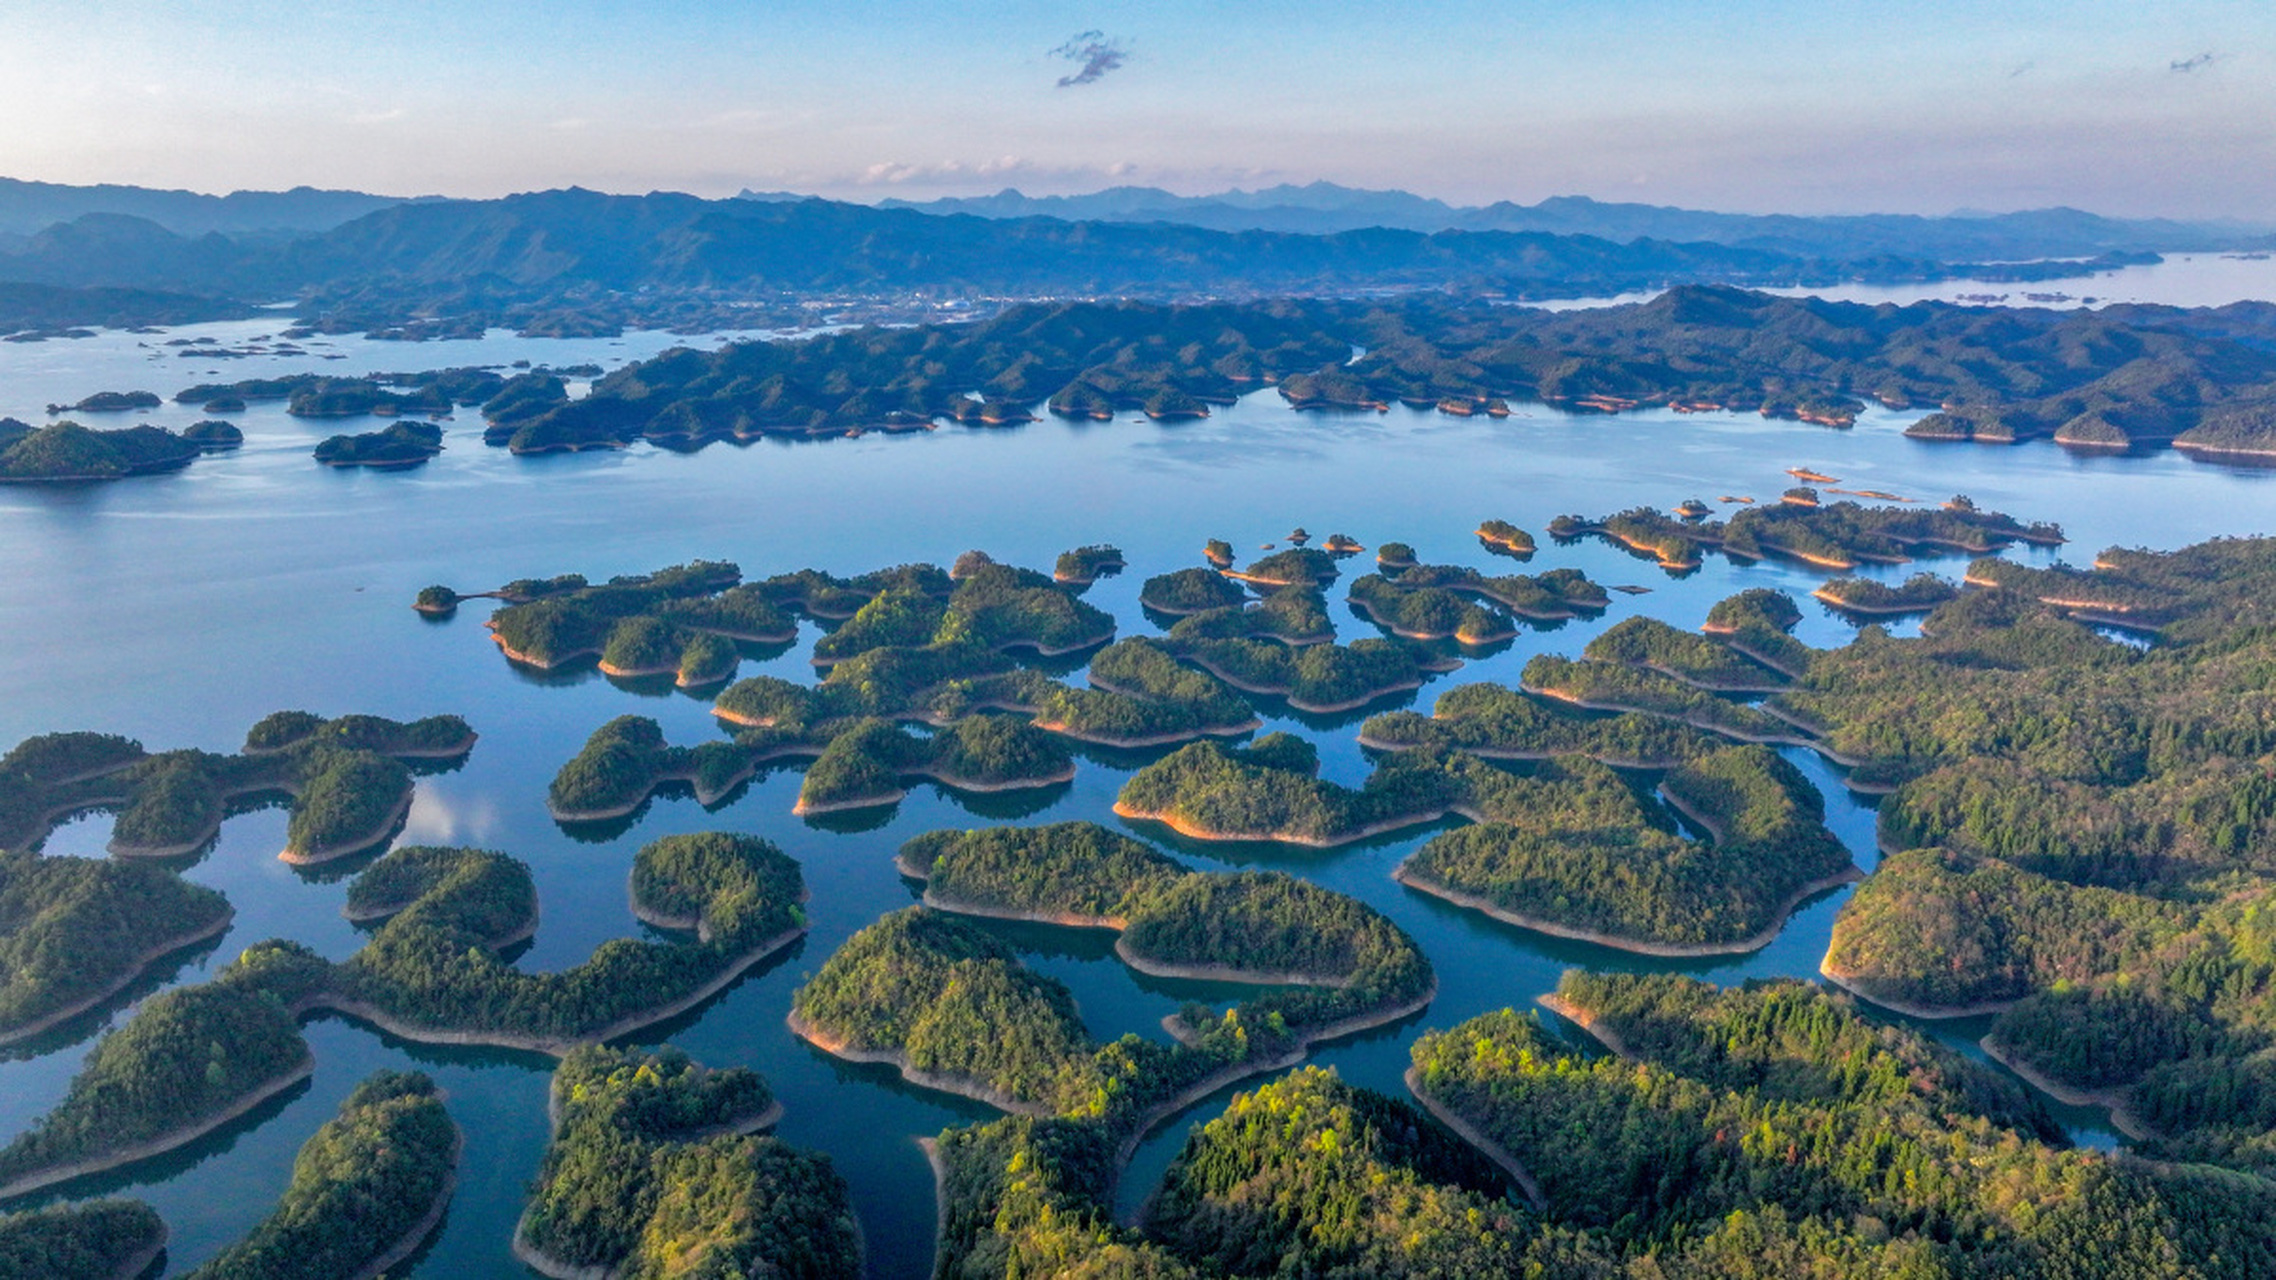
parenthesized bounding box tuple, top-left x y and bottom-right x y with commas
(2007, 60, 2035, 79)
(1053, 30, 1128, 87)
(2170, 51, 2217, 72)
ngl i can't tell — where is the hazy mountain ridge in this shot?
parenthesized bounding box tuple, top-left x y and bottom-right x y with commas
(0, 177, 429, 239)
(870, 182, 2272, 259)
(0, 186, 2217, 336)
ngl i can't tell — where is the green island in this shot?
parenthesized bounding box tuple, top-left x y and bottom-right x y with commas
(0, 1200, 166, 1280)
(0, 830, 809, 1197)
(796, 826, 1432, 1187)
(1813, 571, 1961, 615)
(1520, 652, 1807, 746)
(1358, 681, 1710, 768)
(548, 710, 1073, 819)
(0, 847, 231, 1045)
(182, 1070, 458, 1280)
(0, 711, 472, 864)
(515, 1046, 860, 1280)
(180, 420, 242, 450)
(1385, 562, 1609, 620)
(1474, 519, 1535, 556)
(1112, 732, 1623, 847)
(1136, 566, 1247, 615)
(1220, 546, 1338, 588)
(2173, 403, 2276, 460)
(934, 1067, 1541, 1277)
(1374, 539, 1417, 568)
(173, 368, 511, 421)
(1394, 744, 1858, 954)
(1053, 543, 1125, 585)
(1151, 631, 1445, 713)
(310, 421, 443, 468)
(1155, 581, 1334, 644)
(1700, 585, 1816, 677)
(1346, 571, 1521, 644)
(1405, 971, 2276, 1277)
(899, 820, 1435, 995)
(1579, 614, 1790, 691)
(0, 420, 203, 482)
(1552, 495, 2061, 572)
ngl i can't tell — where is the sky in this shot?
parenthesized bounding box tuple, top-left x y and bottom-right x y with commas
(1, 0, 2271, 219)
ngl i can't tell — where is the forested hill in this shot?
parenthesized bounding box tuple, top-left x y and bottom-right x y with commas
(0, 188, 2172, 336)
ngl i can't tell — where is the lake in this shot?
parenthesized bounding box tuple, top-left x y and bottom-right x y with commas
(2, 315, 2273, 1277)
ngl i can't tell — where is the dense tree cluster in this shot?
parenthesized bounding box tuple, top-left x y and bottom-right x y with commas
(518, 1046, 859, 1280)
(184, 1071, 457, 1280)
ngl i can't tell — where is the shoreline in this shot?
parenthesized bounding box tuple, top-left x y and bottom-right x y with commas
(1535, 993, 1638, 1060)
(0, 908, 234, 1048)
(1814, 960, 2022, 1019)
(348, 1124, 464, 1280)
(1352, 730, 1685, 771)
(108, 1232, 167, 1280)
(1402, 1067, 1547, 1210)
(1978, 1036, 2153, 1141)
(1392, 863, 1863, 958)
(0, 1051, 315, 1200)
(791, 762, 1078, 815)
(786, 1010, 1054, 1117)
(1111, 798, 1474, 849)
(1033, 714, 1261, 749)
(279, 789, 412, 865)
(306, 925, 803, 1057)
(1122, 981, 1438, 1171)
(1171, 652, 1423, 714)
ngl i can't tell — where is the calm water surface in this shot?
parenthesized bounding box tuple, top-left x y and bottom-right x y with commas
(2, 319, 2273, 1277)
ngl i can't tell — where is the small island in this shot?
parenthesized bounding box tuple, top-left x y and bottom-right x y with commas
(311, 421, 444, 468)
(1812, 572, 1961, 616)
(1394, 744, 1857, 954)
(1053, 543, 1126, 585)
(0, 421, 203, 482)
(0, 1200, 167, 1280)
(182, 1071, 459, 1280)
(516, 1046, 860, 1280)
(1475, 519, 1536, 556)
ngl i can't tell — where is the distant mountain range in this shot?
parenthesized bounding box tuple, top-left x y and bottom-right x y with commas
(0, 179, 2263, 337)
(858, 182, 2269, 261)
(0, 178, 428, 240)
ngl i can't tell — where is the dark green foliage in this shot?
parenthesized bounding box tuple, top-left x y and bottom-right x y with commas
(1055, 545, 1125, 583)
(241, 710, 470, 756)
(1348, 572, 1516, 643)
(282, 749, 410, 856)
(0, 420, 198, 480)
(1230, 547, 1336, 586)
(310, 421, 442, 467)
(796, 715, 1071, 812)
(1476, 519, 1535, 553)
(1583, 615, 1786, 688)
(180, 419, 242, 448)
(1403, 746, 1852, 948)
(0, 976, 309, 1189)
(0, 1200, 165, 1280)
(1117, 734, 1478, 843)
(1362, 681, 1710, 766)
(326, 834, 804, 1045)
(1164, 584, 1334, 643)
(1524, 653, 1792, 739)
(184, 1071, 456, 1280)
(601, 615, 685, 673)
(1138, 567, 1246, 614)
(1168, 633, 1429, 711)
(1706, 587, 1803, 633)
(904, 821, 1183, 919)
(1145, 1068, 1537, 1276)
(1391, 562, 1609, 619)
(0, 848, 231, 1038)
(1815, 573, 1960, 614)
(1036, 639, 1256, 743)
(1411, 990, 2276, 1277)
(520, 1046, 853, 1279)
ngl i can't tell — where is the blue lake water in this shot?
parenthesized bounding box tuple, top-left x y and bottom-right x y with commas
(2, 315, 2274, 1276)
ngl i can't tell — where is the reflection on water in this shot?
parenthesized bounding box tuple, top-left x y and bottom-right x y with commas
(0, 319, 2270, 1276)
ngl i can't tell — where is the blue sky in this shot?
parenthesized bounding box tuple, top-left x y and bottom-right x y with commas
(2, 1, 2269, 217)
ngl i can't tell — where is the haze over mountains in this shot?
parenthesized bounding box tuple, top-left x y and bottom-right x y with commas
(0, 177, 2266, 338)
